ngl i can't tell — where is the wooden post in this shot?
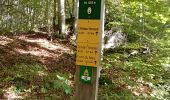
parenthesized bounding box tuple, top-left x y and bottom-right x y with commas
(75, 0, 105, 100)
(75, 67, 98, 100)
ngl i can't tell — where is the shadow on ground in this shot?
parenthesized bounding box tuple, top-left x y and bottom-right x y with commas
(0, 33, 76, 99)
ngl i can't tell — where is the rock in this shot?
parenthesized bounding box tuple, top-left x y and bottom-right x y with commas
(104, 29, 126, 49)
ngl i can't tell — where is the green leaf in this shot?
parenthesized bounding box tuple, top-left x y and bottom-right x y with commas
(62, 82, 72, 95)
(57, 75, 66, 81)
(53, 80, 59, 90)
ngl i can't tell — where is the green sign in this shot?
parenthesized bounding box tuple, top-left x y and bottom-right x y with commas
(80, 66, 92, 84)
(79, 0, 101, 19)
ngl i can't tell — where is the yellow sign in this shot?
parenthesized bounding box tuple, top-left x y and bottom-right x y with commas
(77, 20, 100, 43)
(76, 42, 99, 66)
(76, 19, 101, 67)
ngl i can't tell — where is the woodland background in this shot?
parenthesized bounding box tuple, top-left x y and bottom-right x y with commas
(0, 0, 170, 99)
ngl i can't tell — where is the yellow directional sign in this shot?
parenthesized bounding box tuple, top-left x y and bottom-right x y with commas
(76, 20, 101, 67)
(76, 43, 99, 66)
(77, 20, 100, 43)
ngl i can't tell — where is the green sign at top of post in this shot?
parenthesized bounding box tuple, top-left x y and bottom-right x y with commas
(79, 0, 101, 19)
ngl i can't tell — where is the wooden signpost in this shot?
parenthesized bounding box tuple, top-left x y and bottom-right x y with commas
(75, 0, 105, 100)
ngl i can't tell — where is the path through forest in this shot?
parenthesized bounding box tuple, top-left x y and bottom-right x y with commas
(0, 32, 76, 99)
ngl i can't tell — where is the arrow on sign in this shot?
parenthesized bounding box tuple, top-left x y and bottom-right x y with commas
(95, 51, 97, 55)
(94, 61, 97, 65)
(96, 32, 98, 35)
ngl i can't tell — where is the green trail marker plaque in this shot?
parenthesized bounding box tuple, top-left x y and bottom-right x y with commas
(79, 0, 102, 19)
(80, 66, 92, 84)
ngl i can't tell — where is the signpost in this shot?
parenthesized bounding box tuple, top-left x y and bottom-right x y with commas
(75, 0, 105, 100)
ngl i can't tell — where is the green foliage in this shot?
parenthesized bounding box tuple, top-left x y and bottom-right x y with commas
(56, 75, 72, 95)
(0, 61, 73, 99)
(101, 0, 170, 99)
(99, 85, 134, 100)
(0, 0, 75, 34)
(0, 0, 169, 99)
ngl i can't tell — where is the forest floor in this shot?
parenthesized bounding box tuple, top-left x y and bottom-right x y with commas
(0, 32, 76, 99)
(0, 32, 169, 100)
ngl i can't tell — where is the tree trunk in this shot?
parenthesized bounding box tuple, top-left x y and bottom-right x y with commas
(58, 0, 66, 35)
(72, 0, 78, 35)
(66, 0, 72, 19)
(53, 0, 57, 31)
(31, 10, 35, 31)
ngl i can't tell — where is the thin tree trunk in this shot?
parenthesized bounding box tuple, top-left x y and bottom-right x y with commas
(44, 0, 48, 27)
(58, 0, 65, 35)
(31, 10, 35, 31)
(53, 0, 57, 31)
(0, 0, 4, 28)
(66, 0, 72, 18)
(72, 0, 78, 35)
(47, 0, 50, 33)
(47, 0, 52, 41)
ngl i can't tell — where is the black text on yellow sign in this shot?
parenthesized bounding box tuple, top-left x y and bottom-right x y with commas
(76, 43, 99, 67)
(76, 19, 101, 67)
(77, 20, 100, 43)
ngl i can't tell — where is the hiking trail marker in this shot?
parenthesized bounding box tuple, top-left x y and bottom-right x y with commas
(80, 66, 92, 83)
(75, 0, 105, 100)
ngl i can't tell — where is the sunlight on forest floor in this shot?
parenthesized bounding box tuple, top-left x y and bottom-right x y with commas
(0, 34, 75, 99)
(0, 36, 14, 46)
(0, 34, 72, 64)
(3, 86, 24, 99)
(18, 35, 70, 51)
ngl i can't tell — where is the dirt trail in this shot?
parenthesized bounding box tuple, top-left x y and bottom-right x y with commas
(0, 33, 76, 74)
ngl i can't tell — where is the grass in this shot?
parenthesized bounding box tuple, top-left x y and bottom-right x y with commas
(0, 62, 73, 99)
(99, 45, 170, 100)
